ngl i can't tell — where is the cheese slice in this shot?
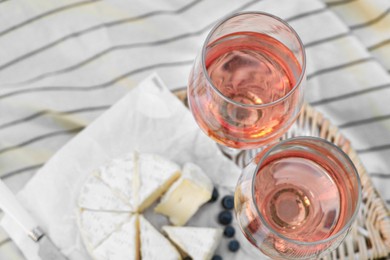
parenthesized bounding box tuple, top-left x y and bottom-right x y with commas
(139, 216, 181, 260)
(78, 210, 130, 250)
(155, 163, 213, 225)
(162, 226, 222, 260)
(93, 214, 139, 260)
(97, 153, 138, 212)
(78, 173, 132, 212)
(137, 153, 181, 211)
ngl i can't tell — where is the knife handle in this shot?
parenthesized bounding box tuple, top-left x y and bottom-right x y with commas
(0, 179, 40, 240)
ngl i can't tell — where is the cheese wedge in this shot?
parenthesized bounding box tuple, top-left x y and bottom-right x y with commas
(155, 163, 213, 225)
(139, 216, 181, 260)
(93, 214, 139, 260)
(78, 173, 132, 212)
(78, 210, 130, 250)
(162, 226, 222, 260)
(137, 153, 181, 211)
(97, 153, 138, 212)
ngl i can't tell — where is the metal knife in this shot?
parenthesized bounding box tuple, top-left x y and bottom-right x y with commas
(0, 179, 68, 260)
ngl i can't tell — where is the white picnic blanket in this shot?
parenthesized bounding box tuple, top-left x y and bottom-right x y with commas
(0, 0, 390, 258)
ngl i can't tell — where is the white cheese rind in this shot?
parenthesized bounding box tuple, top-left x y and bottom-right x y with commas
(137, 153, 181, 211)
(133, 151, 140, 212)
(163, 226, 222, 260)
(139, 216, 181, 260)
(78, 173, 132, 212)
(182, 163, 213, 192)
(155, 163, 212, 226)
(78, 210, 130, 250)
(93, 214, 139, 260)
(97, 153, 138, 212)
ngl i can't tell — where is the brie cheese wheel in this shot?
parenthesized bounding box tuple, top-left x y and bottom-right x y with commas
(93, 214, 139, 260)
(78, 210, 130, 250)
(155, 163, 212, 225)
(139, 216, 181, 260)
(137, 153, 181, 211)
(78, 173, 132, 212)
(162, 226, 222, 260)
(97, 153, 138, 212)
(77, 153, 216, 260)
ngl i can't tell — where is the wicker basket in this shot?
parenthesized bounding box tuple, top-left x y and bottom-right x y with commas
(174, 89, 390, 259)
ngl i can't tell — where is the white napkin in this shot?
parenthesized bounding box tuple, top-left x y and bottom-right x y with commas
(1, 74, 268, 259)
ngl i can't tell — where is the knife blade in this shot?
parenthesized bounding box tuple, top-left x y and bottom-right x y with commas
(0, 179, 68, 260)
(38, 236, 68, 260)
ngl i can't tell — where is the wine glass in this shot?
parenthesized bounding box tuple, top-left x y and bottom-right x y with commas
(235, 137, 361, 259)
(187, 12, 306, 150)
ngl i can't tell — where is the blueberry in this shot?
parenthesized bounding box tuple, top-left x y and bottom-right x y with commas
(209, 187, 219, 203)
(211, 255, 223, 260)
(221, 195, 234, 210)
(218, 210, 232, 225)
(223, 225, 235, 238)
(228, 240, 240, 252)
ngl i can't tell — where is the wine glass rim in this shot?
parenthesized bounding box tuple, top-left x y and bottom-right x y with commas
(250, 136, 362, 246)
(201, 11, 306, 109)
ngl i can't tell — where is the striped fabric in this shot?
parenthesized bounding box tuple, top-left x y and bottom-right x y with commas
(0, 0, 389, 258)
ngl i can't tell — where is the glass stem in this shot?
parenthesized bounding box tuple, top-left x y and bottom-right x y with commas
(218, 145, 265, 168)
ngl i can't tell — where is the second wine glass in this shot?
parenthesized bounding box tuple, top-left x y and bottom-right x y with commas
(188, 12, 306, 149)
(235, 137, 361, 259)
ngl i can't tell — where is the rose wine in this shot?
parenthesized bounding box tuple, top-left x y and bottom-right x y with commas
(253, 150, 351, 242)
(235, 137, 360, 258)
(188, 32, 302, 148)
